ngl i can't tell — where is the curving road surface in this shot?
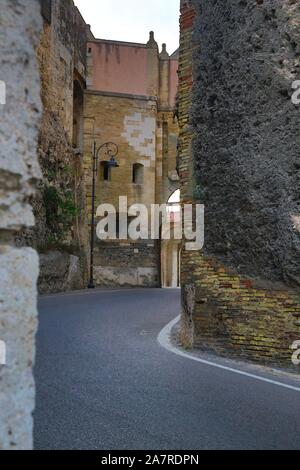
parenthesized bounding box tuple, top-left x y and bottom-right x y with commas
(34, 289, 300, 450)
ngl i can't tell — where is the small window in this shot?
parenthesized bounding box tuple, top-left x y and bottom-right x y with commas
(133, 164, 144, 185)
(101, 162, 111, 181)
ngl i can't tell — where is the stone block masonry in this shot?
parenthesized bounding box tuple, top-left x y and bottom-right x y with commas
(179, 0, 300, 369)
(0, 0, 42, 449)
(19, 0, 91, 294)
(84, 33, 179, 288)
(94, 241, 160, 288)
(84, 92, 161, 287)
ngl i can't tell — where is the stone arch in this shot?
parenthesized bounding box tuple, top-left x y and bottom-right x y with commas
(165, 183, 180, 206)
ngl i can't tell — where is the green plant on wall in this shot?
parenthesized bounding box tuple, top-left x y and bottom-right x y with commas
(43, 185, 79, 243)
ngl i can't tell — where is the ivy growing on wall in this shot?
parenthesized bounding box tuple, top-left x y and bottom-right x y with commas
(43, 185, 79, 244)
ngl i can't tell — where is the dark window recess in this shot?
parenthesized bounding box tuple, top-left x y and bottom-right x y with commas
(132, 163, 144, 184)
(103, 165, 110, 181)
(101, 162, 111, 181)
(40, 0, 52, 24)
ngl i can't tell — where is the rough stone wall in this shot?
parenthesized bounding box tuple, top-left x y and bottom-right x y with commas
(193, 0, 300, 288)
(0, 0, 42, 449)
(179, 0, 300, 368)
(178, 1, 196, 205)
(94, 241, 160, 287)
(38, 0, 88, 140)
(20, 0, 90, 293)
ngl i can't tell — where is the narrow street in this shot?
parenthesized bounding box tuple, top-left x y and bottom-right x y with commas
(35, 289, 300, 450)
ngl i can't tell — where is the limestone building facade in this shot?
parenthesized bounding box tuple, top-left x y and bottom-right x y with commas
(84, 33, 179, 287)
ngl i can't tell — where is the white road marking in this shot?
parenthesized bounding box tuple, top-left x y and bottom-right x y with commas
(158, 316, 300, 393)
(40, 288, 148, 300)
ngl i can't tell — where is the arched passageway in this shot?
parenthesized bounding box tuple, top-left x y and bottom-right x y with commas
(161, 190, 181, 288)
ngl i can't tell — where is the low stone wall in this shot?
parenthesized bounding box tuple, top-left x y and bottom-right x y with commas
(94, 267, 158, 288)
(39, 251, 85, 294)
(94, 241, 160, 287)
(181, 252, 300, 369)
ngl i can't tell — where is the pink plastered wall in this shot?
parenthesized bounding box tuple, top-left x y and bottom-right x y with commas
(88, 40, 179, 106)
(88, 41, 149, 96)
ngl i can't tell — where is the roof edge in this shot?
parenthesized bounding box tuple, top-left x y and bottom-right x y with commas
(89, 38, 148, 48)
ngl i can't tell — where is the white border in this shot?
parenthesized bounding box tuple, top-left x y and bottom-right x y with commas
(158, 316, 300, 393)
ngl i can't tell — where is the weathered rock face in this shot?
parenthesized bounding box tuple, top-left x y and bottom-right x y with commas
(19, 0, 90, 294)
(192, 0, 300, 289)
(0, 0, 42, 449)
(39, 251, 83, 293)
(178, 0, 300, 367)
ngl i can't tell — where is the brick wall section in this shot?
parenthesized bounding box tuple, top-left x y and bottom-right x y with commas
(178, 0, 197, 345)
(185, 255, 300, 367)
(179, 0, 300, 369)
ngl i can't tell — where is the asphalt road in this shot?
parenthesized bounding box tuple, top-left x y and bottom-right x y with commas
(34, 288, 300, 450)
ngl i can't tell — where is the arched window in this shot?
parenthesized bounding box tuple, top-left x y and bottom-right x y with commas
(132, 163, 144, 185)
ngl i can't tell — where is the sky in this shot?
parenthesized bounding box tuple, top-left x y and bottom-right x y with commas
(74, 0, 180, 54)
